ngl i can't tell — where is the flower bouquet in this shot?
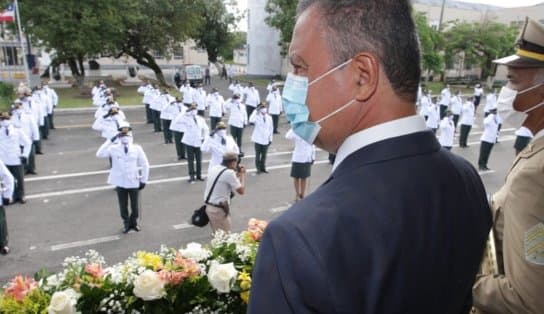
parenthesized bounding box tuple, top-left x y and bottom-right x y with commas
(0, 219, 268, 314)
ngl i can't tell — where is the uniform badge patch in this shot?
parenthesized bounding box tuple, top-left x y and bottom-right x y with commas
(525, 223, 544, 265)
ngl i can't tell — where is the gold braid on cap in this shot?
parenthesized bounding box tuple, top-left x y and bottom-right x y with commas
(517, 48, 544, 62)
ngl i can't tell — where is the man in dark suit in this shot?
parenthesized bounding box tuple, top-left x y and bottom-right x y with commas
(249, 1, 492, 313)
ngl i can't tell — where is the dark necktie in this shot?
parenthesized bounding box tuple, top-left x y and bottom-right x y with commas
(193, 116, 197, 124)
(5, 127, 8, 136)
(221, 137, 226, 145)
(124, 145, 128, 154)
(263, 115, 266, 123)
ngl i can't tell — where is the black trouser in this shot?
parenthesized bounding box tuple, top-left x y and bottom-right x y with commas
(452, 114, 459, 129)
(205, 76, 211, 85)
(246, 106, 255, 121)
(255, 143, 269, 172)
(145, 104, 153, 123)
(474, 96, 481, 108)
(25, 143, 36, 173)
(439, 105, 448, 120)
(478, 141, 494, 169)
(186, 145, 202, 179)
(6, 164, 24, 201)
(48, 112, 55, 129)
(230, 126, 243, 151)
(459, 124, 472, 147)
(40, 119, 49, 140)
(116, 187, 139, 229)
(0, 205, 7, 247)
(271, 114, 280, 133)
(197, 110, 205, 117)
(173, 131, 186, 159)
(34, 140, 42, 154)
(161, 119, 172, 143)
(210, 117, 221, 130)
(152, 110, 162, 132)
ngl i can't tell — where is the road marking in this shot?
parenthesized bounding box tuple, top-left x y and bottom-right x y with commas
(270, 205, 290, 213)
(26, 150, 323, 182)
(173, 223, 194, 230)
(453, 135, 515, 148)
(468, 128, 515, 136)
(56, 121, 146, 129)
(27, 160, 332, 200)
(51, 235, 121, 251)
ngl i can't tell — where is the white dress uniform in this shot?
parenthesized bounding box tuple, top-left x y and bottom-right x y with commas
(42, 86, 57, 114)
(266, 90, 283, 115)
(96, 139, 150, 189)
(286, 129, 316, 163)
(142, 85, 156, 105)
(207, 92, 225, 119)
(481, 113, 499, 144)
(439, 88, 451, 108)
(419, 94, 430, 117)
(426, 103, 440, 131)
(180, 84, 195, 105)
(460, 101, 475, 126)
(225, 100, 248, 128)
(0, 159, 14, 251)
(160, 99, 179, 121)
(244, 87, 261, 109)
(0, 123, 31, 166)
(201, 132, 240, 172)
(438, 117, 455, 148)
(249, 111, 274, 145)
(20, 96, 43, 128)
(30, 93, 46, 128)
(181, 113, 209, 148)
(450, 95, 462, 116)
(169, 105, 188, 133)
(484, 93, 497, 114)
(228, 83, 244, 96)
(11, 109, 39, 143)
(193, 88, 207, 113)
(92, 113, 127, 139)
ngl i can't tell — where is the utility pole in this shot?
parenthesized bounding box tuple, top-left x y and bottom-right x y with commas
(439, 0, 446, 31)
(14, 0, 31, 86)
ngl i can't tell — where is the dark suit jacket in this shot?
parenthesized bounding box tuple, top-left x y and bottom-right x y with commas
(249, 131, 492, 314)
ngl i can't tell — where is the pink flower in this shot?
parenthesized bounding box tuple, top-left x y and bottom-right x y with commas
(248, 218, 268, 241)
(158, 270, 186, 285)
(84, 263, 104, 279)
(173, 254, 201, 278)
(3, 275, 38, 301)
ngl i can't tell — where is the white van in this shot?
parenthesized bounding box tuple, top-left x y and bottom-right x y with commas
(182, 64, 203, 85)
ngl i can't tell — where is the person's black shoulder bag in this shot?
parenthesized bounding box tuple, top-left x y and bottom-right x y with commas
(190, 167, 229, 227)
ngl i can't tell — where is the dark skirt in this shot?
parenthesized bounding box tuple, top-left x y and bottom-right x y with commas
(291, 162, 312, 179)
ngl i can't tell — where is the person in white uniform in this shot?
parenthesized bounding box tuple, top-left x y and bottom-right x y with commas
(450, 90, 462, 129)
(201, 122, 240, 173)
(224, 94, 247, 155)
(159, 90, 176, 144)
(266, 86, 283, 134)
(169, 97, 187, 160)
(438, 110, 455, 150)
(439, 85, 451, 119)
(180, 82, 195, 107)
(11, 101, 40, 174)
(244, 82, 261, 119)
(193, 83, 208, 117)
(181, 104, 210, 182)
(286, 128, 316, 201)
(0, 112, 31, 204)
(207, 88, 225, 130)
(478, 108, 499, 171)
(459, 96, 475, 148)
(96, 123, 149, 233)
(425, 97, 440, 134)
(42, 81, 58, 130)
(249, 103, 274, 174)
(0, 160, 14, 255)
(484, 89, 497, 117)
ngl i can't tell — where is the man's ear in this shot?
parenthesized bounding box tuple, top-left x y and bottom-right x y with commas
(352, 53, 379, 102)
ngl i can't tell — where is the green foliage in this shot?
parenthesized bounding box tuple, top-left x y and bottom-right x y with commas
(0, 82, 14, 110)
(414, 12, 444, 77)
(0, 289, 50, 314)
(193, 0, 242, 63)
(444, 20, 518, 79)
(265, 0, 297, 56)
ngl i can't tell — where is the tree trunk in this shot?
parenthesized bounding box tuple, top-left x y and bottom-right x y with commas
(67, 57, 85, 88)
(127, 50, 167, 86)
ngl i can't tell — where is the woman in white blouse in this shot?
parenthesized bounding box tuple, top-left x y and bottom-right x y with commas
(286, 129, 316, 201)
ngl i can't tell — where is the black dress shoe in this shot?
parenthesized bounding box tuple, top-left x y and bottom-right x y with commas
(18, 198, 26, 204)
(0, 246, 9, 255)
(196, 177, 205, 181)
(25, 171, 37, 175)
(122, 227, 131, 234)
(36, 151, 44, 155)
(132, 225, 141, 232)
(262, 170, 269, 174)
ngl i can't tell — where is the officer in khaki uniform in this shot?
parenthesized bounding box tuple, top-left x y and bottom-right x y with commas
(472, 17, 544, 314)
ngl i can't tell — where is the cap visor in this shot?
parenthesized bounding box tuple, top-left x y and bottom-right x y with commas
(494, 54, 544, 68)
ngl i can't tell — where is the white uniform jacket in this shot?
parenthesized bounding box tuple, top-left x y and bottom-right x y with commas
(180, 85, 195, 104)
(286, 129, 315, 163)
(0, 160, 14, 205)
(194, 88, 207, 111)
(181, 114, 209, 148)
(480, 113, 499, 143)
(225, 100, 247, 128)
(249, 111, 274, 145)
(450, 96, 462, 115)
(207, 93, 225, 118)
(438, 117, 455, 147)
(426, 104, 440, 129)
(266, 91, 283, 115)
(244, 87, 260, 108)
(11, 110, 40, 141)
(96, 140, 150, 189)
(201, 133, 240, 171)
(169, 106, 188, 133)
(0, 124, 31, 166)
(459, 102, 475, 126)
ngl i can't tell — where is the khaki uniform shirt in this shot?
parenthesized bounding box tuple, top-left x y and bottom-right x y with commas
(473, 137, 544, 314)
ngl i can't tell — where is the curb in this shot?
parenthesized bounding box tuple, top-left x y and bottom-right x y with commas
(55, 105, 143, 114)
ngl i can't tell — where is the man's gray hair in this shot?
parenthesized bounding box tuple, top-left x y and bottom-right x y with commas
(296, 0, 421, 102)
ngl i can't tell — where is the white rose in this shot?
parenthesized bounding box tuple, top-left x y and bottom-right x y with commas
(180, 242, 211, 262)
(48, 290, 77, 314)
(207, 262, 237, 293)
(132, 270, 166, 301)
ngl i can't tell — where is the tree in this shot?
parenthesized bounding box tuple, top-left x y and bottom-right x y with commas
(218, 31, 246, 62)
(414, 12, 444, 81)
(17, 0, 124, 87)
(193, 0, 241, 64)
(444, 20, 518, 80)
(264, 0, 296, 56)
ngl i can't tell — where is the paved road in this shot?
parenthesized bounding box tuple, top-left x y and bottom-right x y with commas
(0, 81, 517, 283)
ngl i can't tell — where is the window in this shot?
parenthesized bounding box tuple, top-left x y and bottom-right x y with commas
(154, 50, 163, 59)
(173, 46, 184, 60)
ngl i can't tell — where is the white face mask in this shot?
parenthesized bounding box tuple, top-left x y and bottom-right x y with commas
(260, 108, 267, 114)
(217, 130, 227, 137)
(0, 120, 9, 127)
(497, 83, 544, 127)
(120, 136, 131, 145)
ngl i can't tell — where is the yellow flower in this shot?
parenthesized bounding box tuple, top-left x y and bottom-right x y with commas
(238, 271, 252, 290)
(240, 291, 250, 304)
(136, 251, 163, 270)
